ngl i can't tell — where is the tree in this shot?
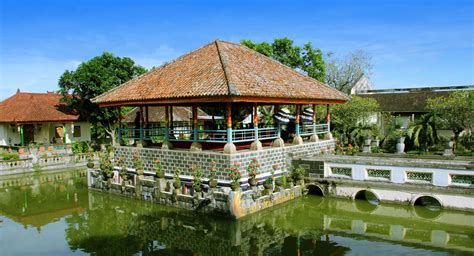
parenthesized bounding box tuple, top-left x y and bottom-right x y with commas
(406, 112, 440, 150)
(325, 50, 372, 94)
(59, 52, 147, 145)
(241, 38, 326, 83)
(427, 90, 474, 152)
(331, 96, 379, 145)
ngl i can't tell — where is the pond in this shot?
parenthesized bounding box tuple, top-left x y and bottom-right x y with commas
(0, 169, 473, 255)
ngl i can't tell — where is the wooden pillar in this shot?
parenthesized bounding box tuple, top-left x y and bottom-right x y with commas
(312, 104, 317, 134)
(63, 123, 67, 144)
(139, 106, 144, 142)
(226, 102, 232, 143)
(164, 105, 170, 141)
(326, 104, 331, 130)
(118, 107, 122, 145)
(251, 103, 263, 151)
(292, 104, 303, 145)
(274, 104, 281, 137)
(295, 105, 301, 136)
(192, 105, 198, 142)
(253, 103, 259, 141)
(224, 102, 236, 153)
(170, 105, 174, 130)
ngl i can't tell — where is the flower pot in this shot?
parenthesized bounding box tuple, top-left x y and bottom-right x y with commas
(396, 142, 405, 153)
(173, 181, 181, 189)
(263, 183, 272, 190)
(364, 138, 372, 146)
(230, 183, 240, 191)
(398, 137, 406, 143)
(249, 178, 258, 187)
(446, 141, 454, 149)
(209, 179, 218, 188)
(87, 162, 94, 169)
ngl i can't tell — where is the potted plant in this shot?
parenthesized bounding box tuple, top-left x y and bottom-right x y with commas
(292, 165, 305, 181)
(117, 156, 128, 186)
(86, 150, 94, 169)
(247, 158, 260, 187)
(263, 176, 273, 190)
(132, 151, 144, 177)
(208, 161, 218, 188)
(154, 159, 164, 179)
(229, 162, 241, 191)
(191, 164, 203, 192)
(99, 150, 113, 189)
(173, 168, 181, 189)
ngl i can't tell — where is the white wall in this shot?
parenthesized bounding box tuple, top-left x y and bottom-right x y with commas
(0, 124, 20, 146)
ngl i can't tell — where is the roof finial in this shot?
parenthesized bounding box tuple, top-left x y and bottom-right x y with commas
(16, 88, 20, 94)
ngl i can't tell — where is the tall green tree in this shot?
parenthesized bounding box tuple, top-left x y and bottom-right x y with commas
(241, 38, 326, 83)
(58, 52, 147, 145)
(331, 96, 379, 145)
(427, 90, 474, 152)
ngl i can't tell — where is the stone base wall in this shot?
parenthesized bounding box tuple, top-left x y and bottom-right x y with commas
(113, 139, 335, 182)
(87, 169, 305, 218)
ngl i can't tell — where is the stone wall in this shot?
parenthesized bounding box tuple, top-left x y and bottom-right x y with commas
(113, 139, 335, 182)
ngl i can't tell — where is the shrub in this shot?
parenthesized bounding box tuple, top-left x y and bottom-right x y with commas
(72, 141, 90, 153)
(208, 161, 217, 180)
(229, 162, 242, 185)
(247, 158, 260, 180)
(1, 152, 19, 161)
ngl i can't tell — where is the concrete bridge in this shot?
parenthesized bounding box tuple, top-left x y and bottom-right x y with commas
(294, 155, 474, 211)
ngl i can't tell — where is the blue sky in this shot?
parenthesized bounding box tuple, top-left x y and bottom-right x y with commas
(1, 0, 473, 100)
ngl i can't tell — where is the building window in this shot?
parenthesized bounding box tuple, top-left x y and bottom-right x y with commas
(73, 125, 81, 138)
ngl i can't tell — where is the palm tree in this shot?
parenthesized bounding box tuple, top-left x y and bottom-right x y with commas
(406, 112, 440, 150)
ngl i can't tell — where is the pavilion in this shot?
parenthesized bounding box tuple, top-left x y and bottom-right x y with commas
(92, 40, 348, 181)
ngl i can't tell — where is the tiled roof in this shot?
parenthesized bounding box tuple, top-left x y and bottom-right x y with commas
(0, 91, 81, 123)
(93, 40, 348, 106)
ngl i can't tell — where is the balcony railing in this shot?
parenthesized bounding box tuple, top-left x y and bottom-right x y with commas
(299, 123, 330, 136)
(119, 124, 328, 144)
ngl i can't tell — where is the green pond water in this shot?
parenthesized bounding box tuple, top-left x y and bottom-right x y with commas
(0, 169, 473, 256)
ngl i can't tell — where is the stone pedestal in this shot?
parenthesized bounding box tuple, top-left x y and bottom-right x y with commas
(309, 134, 319, 142)
(224, 142, 237, 154)
(324, 132, 333, 140)
(362, 145, 371, 153)
(161, 141, 173, 150)
(250, 140, 263, 151)
(292, 135, 303, 145)
(443, 148, 453, 156)
(190, 142, 202, 152)
(272, 138, 285, 147)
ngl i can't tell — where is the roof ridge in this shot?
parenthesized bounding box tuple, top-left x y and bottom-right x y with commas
(231, 40, 349, 100)
(215, 40, 237, 97)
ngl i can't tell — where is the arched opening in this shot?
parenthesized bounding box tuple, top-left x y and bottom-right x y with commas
(413, 196, 442, 219)
(354, 190, 380, 205)
(307, 184, 324, 196)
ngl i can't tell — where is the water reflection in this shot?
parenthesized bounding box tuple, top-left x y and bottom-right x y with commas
(1, 171, 473, 255)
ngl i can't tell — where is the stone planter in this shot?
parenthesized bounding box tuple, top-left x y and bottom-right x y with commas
(249, 178, 258, 187)
(230, 183, 240, 191)
(209, 179, 218, 188)
(364, 138, 372, 146)
(263, 183, 272, 190)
